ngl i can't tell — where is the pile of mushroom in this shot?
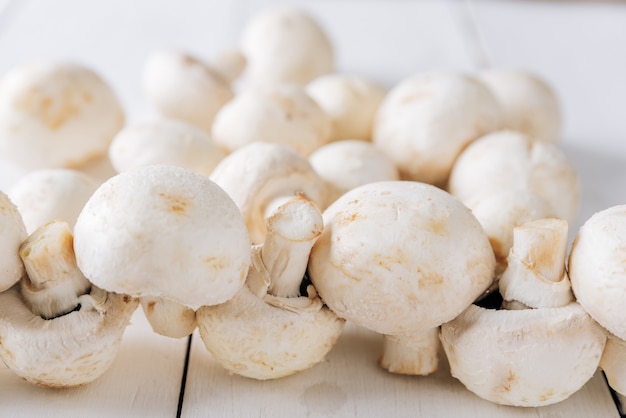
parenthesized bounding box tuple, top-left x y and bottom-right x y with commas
(1, 4, 624, 411)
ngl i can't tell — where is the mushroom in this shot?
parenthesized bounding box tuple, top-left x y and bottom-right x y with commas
(197, 196, 344, 379)
(211, 83, 332, 156)
(240, 8, 333, 86)
(372, 72, 503, 187)
(568, 205, 626, 396)
(448, 130, 580, 224)
(8, 168, 98, 234)
(73, 165, 251, 338)
(306, 74, 387, 142)
(308, 139, 399, 203)
(440, 218, 606, 406)
(0, 220, 138, 387)
(142, 50, 239, 133)
(307, 181, 496, 375)
(0, 61, 124, 171)
(210, 142, 330, 244)
(479, 69, 561, 143)
(108, 119, 225, 175)
(0, 192, 28, 292)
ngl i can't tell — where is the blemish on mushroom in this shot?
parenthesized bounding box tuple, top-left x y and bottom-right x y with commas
(418, 271, 444, 289)
(158, 192, 189, 215)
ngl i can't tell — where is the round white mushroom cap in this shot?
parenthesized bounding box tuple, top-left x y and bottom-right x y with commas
(108, 119, 225, 175)
(142, 50, 234, 133)
(308, 181, 496, 335)
(0, 192, 28, 292)
(448, 130, 580, 223)
(568, 205, 626, 340)
(479, 69, 561, 143)
(373, 72, 503, 186)
(240, 8, 334, 86)
(0, 61, 124, 170)
(307, 74, 386, 141)
(73, 165, 251, 311)
(9, 169, 98, 234)
(211, 83, 332, 156)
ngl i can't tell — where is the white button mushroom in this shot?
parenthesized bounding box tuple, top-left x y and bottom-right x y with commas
(8, 168, 98, 234)
(306, 74, 387, 142)
(73, 165, 251, 338)
(108, 119, 225, 175)
(440, 218, 606, 407)
(0, 192, 27, 292)
(479, 69, 561, 143)
(210, 142, 330, 244)
(308, 181, 496, 375)
(448, 130, 580, 224)
(240, 8, 334, 86)
(142, 50, 236, 133)
(372, 72, 503, 186)
(0, 61, 124, 170)
(0, 220, 138, 387)
(308, 139, 399, 203)
(211, 83, 332, 156)
(197, 196, 344, 379)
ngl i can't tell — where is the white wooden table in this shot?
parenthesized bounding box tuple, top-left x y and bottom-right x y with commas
(0, 0, 625, 417)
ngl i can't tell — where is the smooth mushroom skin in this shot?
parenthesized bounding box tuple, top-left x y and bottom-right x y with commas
(108, 119, 225, 175)
(306, 74, 387, 141)
(211, 84, 332, 157)
(74, 165, 251, 312)
(568, 205, 626, 340)
(479, 69, 561, 143)
(9, 169, 98, 234)
(240, 8, 334, 86)
(448, 130, 580, 224)
(0, 285, 138, 388)
(440, 303, 606, 407)
(308, 139, 400, 203)
(601, 333, 626, 396)
(210, 142, 329, 244)
(140, 296, 197, 339)
(0, 61, 124, 170)
(142, 50, 234, 133)
(308, 181, 496, 374)
(0, 192, 27, 292)
(372, 72, 503, 187)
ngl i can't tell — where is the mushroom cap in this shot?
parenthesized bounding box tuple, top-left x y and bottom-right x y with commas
(479, 69, 561, 143)
(211, 84, 332, 156)
(240, 8, 334, 86)
(0, 286, 138, 387)
(308, 181, 496, 335)
(108, 119, 225, 175)
(0, 192, 28, 292)
(568, 205, 626, 340)
(9, 168, 98, 234)
(306, 74, 386, 141)
(73, 165, 251, 311)
(448, 130, 580, 223)
(440, 303, 606, 407)
(0, 61, 124, 170)
(308, 139, 399, 199)
(372, 72, 503, 186)
(197, 281, 344, 380)
(210, 142, 329, 244)
(142, 50, 234, 133)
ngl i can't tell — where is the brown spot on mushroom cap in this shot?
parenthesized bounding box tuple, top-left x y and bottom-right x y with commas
(14, 84, 92, 130)
(158, 192, 190, 215)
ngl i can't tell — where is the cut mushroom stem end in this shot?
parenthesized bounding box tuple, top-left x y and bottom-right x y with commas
(380, 328, 440, 375)
(140, 296, 197, 338)
(19, 221, 91, 320)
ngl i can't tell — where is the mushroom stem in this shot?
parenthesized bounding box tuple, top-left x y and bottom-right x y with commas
(262, 196, 323, 298)
(499, 218, 573, 309)
(379, 328, 440, 375)
(19, 221, 91, 320)
(213, 48, 246, 83)
(140, 296, 197, 338)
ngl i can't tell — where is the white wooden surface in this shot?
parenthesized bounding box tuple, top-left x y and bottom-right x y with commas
(0, 0, 625, 417)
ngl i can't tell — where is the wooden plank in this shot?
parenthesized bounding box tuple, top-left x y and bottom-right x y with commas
(0, 309, 188, 418)
(182, 322, 619, 417)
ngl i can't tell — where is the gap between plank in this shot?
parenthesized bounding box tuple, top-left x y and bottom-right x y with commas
(177, 333, 193, 418)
